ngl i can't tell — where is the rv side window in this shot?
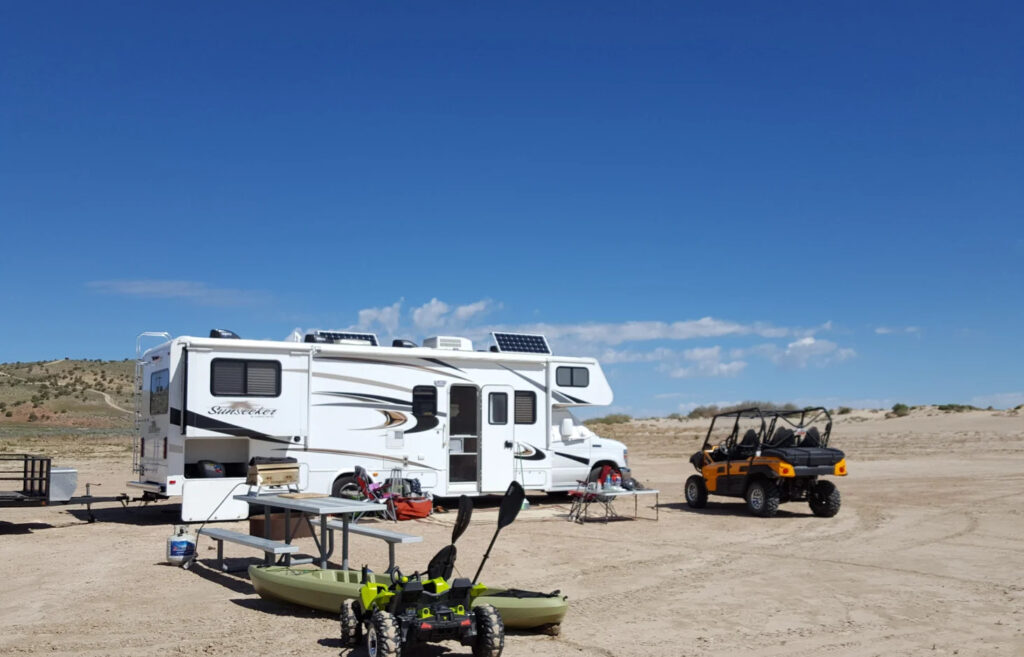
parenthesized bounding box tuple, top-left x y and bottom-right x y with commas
(556, 366, 589, 387)
(488, 392, 508, 425)
(412, 386, 437, 417)
(150, 369, 169, 415)
(211, 359, 281, 397)
(514, 391, 536, 424)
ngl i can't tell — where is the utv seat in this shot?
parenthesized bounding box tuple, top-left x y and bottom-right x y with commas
(802, 426, 821, 447)
(734, 429, 759, 458)
(769, 428, 796, 448)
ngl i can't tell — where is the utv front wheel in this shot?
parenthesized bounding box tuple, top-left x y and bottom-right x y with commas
(809, 480, 841, 517)
(339, 599, 361, 647)
(684, 475, 708, 508)
(472, 604, 505, 657)
(746, 480, 780, 518)
(366, 611, 401, 657)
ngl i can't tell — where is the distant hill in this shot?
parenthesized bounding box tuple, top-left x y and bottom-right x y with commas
(0, 358, 134, 427)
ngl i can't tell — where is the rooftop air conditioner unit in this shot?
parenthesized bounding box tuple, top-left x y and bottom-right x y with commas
(423, 336, 473, 351)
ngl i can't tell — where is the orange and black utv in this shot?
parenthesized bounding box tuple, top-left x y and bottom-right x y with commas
(685, 407, 847, 517)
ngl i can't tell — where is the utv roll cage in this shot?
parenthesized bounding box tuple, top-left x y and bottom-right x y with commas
(696, 406, 834, 462)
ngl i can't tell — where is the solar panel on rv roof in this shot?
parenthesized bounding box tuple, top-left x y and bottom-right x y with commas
(492, 332, 551, 354)
(314, 331, 379, 346)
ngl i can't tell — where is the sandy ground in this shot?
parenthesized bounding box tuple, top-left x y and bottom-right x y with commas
(1, 410, 1023, 656)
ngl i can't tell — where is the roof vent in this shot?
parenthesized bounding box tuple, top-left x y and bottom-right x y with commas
(423, 336, 473, 351)
(210, 329, 241, 339)
(392, 339, 418, 348)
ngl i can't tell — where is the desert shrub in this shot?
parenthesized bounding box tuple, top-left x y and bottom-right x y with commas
(936, 404, 979, 413)
(586, 413, 632, 425)
(837, 407, 852, 415)
(891, 403, 910, 417)
(666, 413, 685, 421)
(28, 413, 38, 422)
(3, 411, 11, 417)
(688, 401, 799, 419)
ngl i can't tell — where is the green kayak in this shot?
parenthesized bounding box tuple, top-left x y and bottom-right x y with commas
(248, 565, 568, 630)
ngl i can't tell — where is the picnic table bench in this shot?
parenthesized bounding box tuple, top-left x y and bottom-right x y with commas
(321, 518, 422, 572)
(197, 527, 300, 572)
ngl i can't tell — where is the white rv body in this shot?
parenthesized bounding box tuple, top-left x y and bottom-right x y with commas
(129, 332, 628, 521)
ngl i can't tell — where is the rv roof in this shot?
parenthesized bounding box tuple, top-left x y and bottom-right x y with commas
(173, 336, 596, 365)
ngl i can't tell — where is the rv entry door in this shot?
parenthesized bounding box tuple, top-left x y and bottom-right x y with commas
(480, 385, 515, 493)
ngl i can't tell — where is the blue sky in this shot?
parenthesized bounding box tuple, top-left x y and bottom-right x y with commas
(1, 2, 1021, 414)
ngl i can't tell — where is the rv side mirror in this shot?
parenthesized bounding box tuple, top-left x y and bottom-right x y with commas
(560, 418, 574, 439)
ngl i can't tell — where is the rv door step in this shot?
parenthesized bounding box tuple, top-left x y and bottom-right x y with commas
(197, 527, 299, 572)
(321, 518, 422, 571)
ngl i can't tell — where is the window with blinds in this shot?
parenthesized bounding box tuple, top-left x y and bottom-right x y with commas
(514, 391, 536, 424)
(211, 359, 281, 397)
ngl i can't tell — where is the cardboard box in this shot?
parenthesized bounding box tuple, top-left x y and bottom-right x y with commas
(248, 512, 313, 540)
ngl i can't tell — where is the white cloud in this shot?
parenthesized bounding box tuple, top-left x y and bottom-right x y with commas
(411, 298, 451, 331)
(666, 345, 748, 378)
(473, 317, 831, 349)
(453, 299, 494, 322)
(86, 279, 269, 307)
(733, 338, 855, 369)
(875, 326, 920, 335)
(969, 392, 1024, 409)
(356, 299, 404, 334)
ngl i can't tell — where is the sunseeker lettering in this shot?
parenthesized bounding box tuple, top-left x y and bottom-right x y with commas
(210, 405, 277, 417)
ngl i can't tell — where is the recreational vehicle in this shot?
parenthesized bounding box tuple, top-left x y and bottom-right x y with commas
(129, 330, 630, 521)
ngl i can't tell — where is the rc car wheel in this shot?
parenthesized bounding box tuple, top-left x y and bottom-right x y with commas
(339, 599, 361, 647)
(472, 604, 505, 657)
(809, 480, 841, 517)
(684, 475, 708, 508)
(366, 611, 401, 657)
(746, 480, 780, 518)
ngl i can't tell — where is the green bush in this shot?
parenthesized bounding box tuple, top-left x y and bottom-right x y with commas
(936, 403, 979, 413)
(687, 401, 799, 419)
(891, 403, 910, 417)
(837, 406, 852, 415)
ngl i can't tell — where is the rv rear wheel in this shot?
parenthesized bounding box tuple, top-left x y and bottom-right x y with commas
(366, 611, 401, 657)
(339, 600, 361, 647)
(472, 604, 505, 657)
(332, 475, 364, 500)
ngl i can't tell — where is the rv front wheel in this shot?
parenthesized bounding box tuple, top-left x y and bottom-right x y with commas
(332, 475, 364, 500)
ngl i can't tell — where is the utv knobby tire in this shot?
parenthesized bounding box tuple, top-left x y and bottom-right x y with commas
(684, 475, 708, 509)
(809, 480, 841, 517)
(745, 480, 781, 518)
(366, 611, 401, 657)
(472, 604, 505, 657)
(339, 599, 361, 647)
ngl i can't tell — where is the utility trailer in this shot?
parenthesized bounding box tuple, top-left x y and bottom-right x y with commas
(129, 329, 632, 522)
(0, 453, 53, 506)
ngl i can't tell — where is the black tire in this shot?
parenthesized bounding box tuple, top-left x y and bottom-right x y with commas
(332, 474, 364, 500)
(366, 611, 401, 657)
(684, 475, 708, 509)
(745, 480, 781, 518)
(809, 480, 841, 517)
(339, 599, 361, 647)
(588, 464, 619, 485)
(472, 604, 505, 657)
